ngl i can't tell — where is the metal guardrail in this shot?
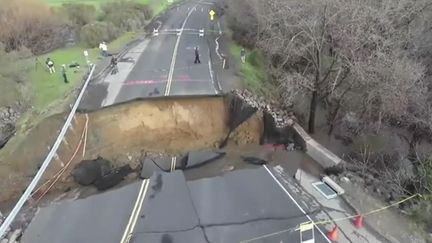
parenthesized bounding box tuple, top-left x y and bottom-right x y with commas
(0, 64, 96, 238)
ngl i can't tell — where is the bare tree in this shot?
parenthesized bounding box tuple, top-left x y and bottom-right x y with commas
(255, 0, 430, 134)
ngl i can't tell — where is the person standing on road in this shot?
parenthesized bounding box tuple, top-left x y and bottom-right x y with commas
(194, 46, 201, 64)
(61, 64, 69, 83)
(240, 48, 246, 64)
(110, 55, 118, 74)
(46, 57, 55, 74)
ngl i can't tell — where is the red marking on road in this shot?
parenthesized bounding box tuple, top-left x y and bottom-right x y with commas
(124, 80, 161, 86)
(177, 74, 191, 80)
(172, 79, 209, 83)
(123, 77, 210, 86)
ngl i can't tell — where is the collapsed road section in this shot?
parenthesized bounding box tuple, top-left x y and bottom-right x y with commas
(0, 90, 313, 240)
(13, 91, 306, 199)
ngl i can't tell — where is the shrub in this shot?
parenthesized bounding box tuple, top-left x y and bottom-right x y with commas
(101, 2, 153, 31)
(80, 22, 120, 47)
(0, 0, 67, 54)
(0, 43, 32, 107)
(60, 3, 96, 28)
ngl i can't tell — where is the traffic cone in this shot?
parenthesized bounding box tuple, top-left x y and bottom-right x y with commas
(327, 225, 338, 241)
(353, 215, 363, 229)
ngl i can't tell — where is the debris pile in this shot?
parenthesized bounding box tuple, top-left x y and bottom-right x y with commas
(71, 157, 135, 191)
(231, 89, 296, 128)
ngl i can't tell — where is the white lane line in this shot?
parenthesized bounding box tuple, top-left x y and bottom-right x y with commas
(215, 36, 222, 60)
(217, 20, 222, 35)
(208, 48, 217, 94)
(263, 165, 332, 243)
(120, 179, 150, 243)
(164, 4, 197, 96)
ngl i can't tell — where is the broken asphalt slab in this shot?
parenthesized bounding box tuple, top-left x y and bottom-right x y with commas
(140, 151, 225, 179)
(180, 150, 225, 170)
(22, 167, 330, 243)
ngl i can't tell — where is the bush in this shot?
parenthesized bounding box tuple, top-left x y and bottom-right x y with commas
(0, 43, 32, 107)
(0, 0, 67, 54)
(60, 3, 96, 28)
(412, 198, 432, 234)
(80, 22, 120, 47)
(224, 0, 257, 48)
(101, 2, 153, 31)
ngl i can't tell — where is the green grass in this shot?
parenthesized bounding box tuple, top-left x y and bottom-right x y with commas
(31, 32, 137, 111)
(46, 0, 150, 7)
(45, 0, 174, 15)
(228, 42, 272, 96)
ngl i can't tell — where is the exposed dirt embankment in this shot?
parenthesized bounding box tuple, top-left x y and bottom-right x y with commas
(84, 97, 230, 156)
(0, 96, 266, 205)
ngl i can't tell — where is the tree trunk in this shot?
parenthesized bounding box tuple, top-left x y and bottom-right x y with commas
(308, 90, 318, 134)
(328, 101, 341, 135)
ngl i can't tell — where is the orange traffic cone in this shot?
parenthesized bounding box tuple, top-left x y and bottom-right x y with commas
(327, 225, 338, 241)
(353, 215, 363, 229)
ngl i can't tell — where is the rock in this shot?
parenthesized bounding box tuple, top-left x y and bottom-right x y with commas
(340, 176, 350, 183)
(222, 165, 235, 172)
(0, 123, 15, 149)
(241, 156, 268, 165)
(71, 157, 112, 186)
(286, 143, 295, 151)
(93, 165, 133, 191)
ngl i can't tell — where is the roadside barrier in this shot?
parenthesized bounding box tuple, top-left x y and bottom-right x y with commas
(32, 114, 89, 204)
(0, 65, 96, 238)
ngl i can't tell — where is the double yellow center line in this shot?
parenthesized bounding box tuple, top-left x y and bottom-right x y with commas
(119, 179, 150, 243)
(170, 157, 177, 172)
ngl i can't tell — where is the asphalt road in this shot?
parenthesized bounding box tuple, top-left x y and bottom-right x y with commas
(22, 167, 331, 243)
(79, 1, 222, 110)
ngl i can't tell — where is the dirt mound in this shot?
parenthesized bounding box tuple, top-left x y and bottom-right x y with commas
(230, 111, 263, 145)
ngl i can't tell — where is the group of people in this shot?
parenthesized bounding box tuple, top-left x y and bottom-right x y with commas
(41, 42, 245, 83)
(44, 57, 69, 83)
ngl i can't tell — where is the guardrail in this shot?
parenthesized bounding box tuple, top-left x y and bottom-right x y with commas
(0, 64, 96, 238)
